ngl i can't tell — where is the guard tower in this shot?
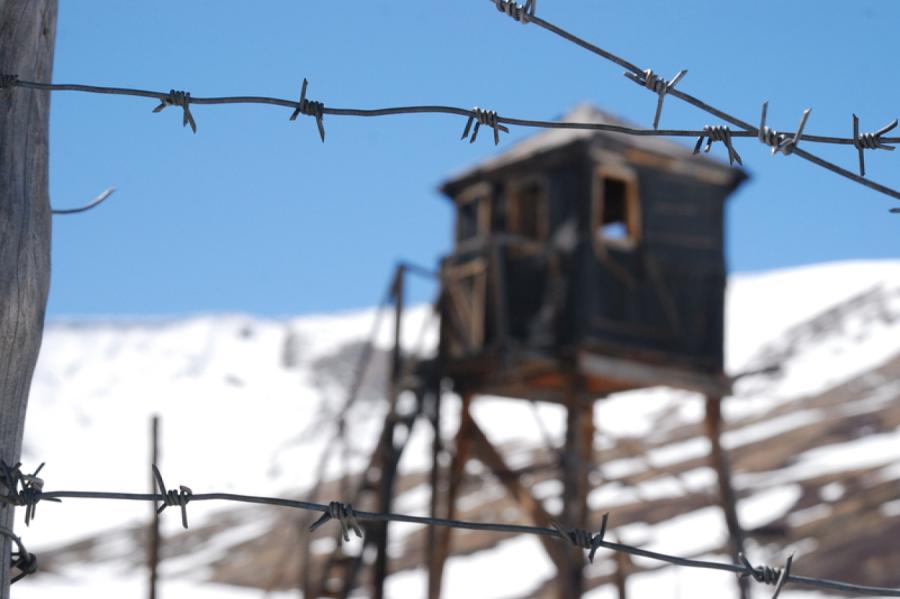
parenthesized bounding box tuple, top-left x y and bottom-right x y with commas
(428, 105, 749, 598)
(438, 104, 746, 400)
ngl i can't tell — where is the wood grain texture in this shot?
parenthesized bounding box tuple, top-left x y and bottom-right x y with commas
(0, 1, 57, 594)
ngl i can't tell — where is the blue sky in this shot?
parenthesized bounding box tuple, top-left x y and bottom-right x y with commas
(47, 1, 900, 316)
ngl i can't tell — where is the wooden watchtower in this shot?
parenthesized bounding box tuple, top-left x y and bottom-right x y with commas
(429, 104, 748, 598)
(306, 105, 750, 599)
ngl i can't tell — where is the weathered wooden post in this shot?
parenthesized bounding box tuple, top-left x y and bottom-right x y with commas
(148, 415, 161, 599)
(559, 381, 593, 599)
(0, 2, 57, 596)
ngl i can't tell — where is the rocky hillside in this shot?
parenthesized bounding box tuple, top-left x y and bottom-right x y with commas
(15, 260, 900, 598)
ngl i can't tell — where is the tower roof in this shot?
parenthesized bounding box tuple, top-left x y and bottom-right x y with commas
(441, 103, 747, 197)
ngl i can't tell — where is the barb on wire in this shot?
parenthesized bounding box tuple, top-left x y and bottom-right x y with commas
(758, 102, 812, 156)
(153, 89, 197, 133)
(741, 553, 794, 599)
(152, 465, 192, 529)
(0, 461, 60, 526)
(461, 107, 509, 145)
(494, 0, 535, 24)
(693, 125, 743, 166)
(853, 114, 897, 177)
(289, 78, 326, 142)
(0, 526, 37, 584)
(552, 512, 608, 563)
(625, 69, 688, 130)
(309, 501, 363, 542)
(52, 187, 117, 215)
(0, 73, 18, 91)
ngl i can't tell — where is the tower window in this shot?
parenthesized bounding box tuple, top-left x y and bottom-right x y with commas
(593, 168, 639, 248)
(455, 184, 492, 243)
(507, 178, 548, 241)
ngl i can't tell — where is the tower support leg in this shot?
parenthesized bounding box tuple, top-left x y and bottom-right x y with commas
(704, 395, 749, 599)
(559, 382, 593, 599)
(428, 394, 474, 599)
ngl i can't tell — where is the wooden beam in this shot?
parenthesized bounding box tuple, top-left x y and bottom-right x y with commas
(371, 265, 407, 599)
(148, 416, 161, 599)
(560, 382, 593, 599)
(613, 538, 630, 599)
(425, 383, 443, 598)
(428, 394, 474, 599)
(466, 419, 569, 573)
(577, 350, 731, 397)
(704, 396, 749, 599)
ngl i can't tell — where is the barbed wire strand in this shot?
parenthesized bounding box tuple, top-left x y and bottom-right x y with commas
(487, 0, 900, 206)
(3, 72, 900, 205)
(1, 462, 898, 597)
(0, 526, 37, 584)
(51, 187, 117, 215)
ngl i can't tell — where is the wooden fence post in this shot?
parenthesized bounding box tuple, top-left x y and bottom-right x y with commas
(0, 2, 57, 597)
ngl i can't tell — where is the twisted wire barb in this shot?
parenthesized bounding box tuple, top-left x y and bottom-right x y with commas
(624, 69, 688, 130)
(0, 462, 61, 526)
(289, 78, 326, 142)
(461, 107, 509, 145)
(484, 0, 900, 207)
(0, 73, 18, 90)
(0, 526, 37, 584)
(152, 465, 192, 529)
(552, 512, 609, 563)
(152, 89, 197, 133)
(495, 0, 535, 24)
(853, 114, 898, 176)
(0, 462, 894, 596)
(693, 125, 742, 166)
(309, 501, 363, 542)
(2, 72, 900, 203)
(741, 553, 794, 599)
(759, 103, 812, 156)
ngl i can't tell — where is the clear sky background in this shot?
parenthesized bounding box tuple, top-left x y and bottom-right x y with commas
(46, 1, 900, 316)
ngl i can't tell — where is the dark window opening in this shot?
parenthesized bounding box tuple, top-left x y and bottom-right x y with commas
(595, 175, 637, 245)
(509, 181, 545, 241)
(457, 200, 479, 241)
(456, 190, 490, 243)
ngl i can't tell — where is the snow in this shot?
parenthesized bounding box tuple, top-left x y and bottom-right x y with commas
(722, 410, 823, 450)
(737, 429, 900, 490)
(386, 535, 555, 599)
(818, 481, 845, 503)
(602, 457, 647, 480)
(638, 506, 726, 557)
(18, 571, 298, 599)
(787, 504, 832, 528)
(726, 260, 900, 371)
(647, 438, 710, 468)
(737, 486, 802, 530)
(879, 498, 900, 518)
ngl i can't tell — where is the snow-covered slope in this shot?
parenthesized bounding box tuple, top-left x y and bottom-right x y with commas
(15, 260, 900, 599)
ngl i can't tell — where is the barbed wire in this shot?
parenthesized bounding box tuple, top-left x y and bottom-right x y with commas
(1, 462, 898, 597)
(0, 525, 37, 585)
(51, 187, 117, 215)
(488, 0, 900, 208)
(2, 61, 899, 207)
